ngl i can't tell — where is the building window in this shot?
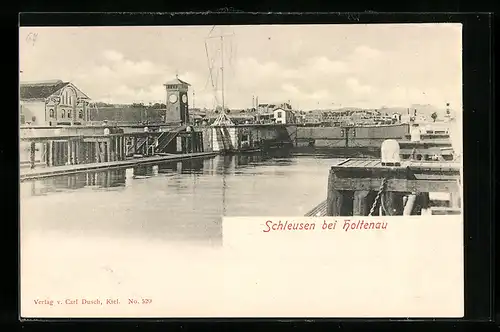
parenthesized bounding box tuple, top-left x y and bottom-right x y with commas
(67, 110, 72, 118)
(277, 112, 282, 118)
(78, 110, 83, 119)
(49, 109, 55, 117)
(31, 116, 36, 122)
(61, 110, 65, 118)
(20, 114, 25, 124)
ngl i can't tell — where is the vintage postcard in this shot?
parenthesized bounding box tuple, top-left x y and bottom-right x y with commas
(19, 23, 463, 318)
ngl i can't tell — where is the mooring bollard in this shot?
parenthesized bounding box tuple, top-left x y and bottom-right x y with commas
(380, 139, 405, 215)
(381, 139, 401, 167)
(410, 124, 421, 142)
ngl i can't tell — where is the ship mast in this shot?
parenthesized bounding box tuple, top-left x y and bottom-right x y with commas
(207, 29, 235, 126)
(220, 35, 225, 113)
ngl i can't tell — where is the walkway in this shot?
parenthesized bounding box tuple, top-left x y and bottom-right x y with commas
(20, 152, 218, 181)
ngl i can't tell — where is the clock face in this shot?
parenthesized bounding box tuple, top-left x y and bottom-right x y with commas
(169, 94, 178, 103)
(182, 94, 187, 103)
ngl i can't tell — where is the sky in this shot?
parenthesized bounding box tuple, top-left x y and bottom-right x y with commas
(19, 24, 462, 110)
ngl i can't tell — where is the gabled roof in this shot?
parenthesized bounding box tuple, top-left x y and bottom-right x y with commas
(20, 80, 91, 100)
(164, 77, 191, 86)
(20, 80, 70, 100)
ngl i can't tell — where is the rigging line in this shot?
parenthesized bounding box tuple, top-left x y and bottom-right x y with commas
(210, 57, 217, 88)
(214, 67, 220, 93)
(231, 40, 237, 78)
(208, 25, 216, 37)
(205, 42, 217, 90)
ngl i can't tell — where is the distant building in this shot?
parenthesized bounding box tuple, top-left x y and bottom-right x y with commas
(257, 103, 273, 113)
(273, 108, 296, 124)
(303, 113, 322, 124)
(258, 102, 293, 113)
(20, 80, 91, 126)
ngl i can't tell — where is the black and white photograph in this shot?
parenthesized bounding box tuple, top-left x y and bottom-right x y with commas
(19, 22, 463, 318)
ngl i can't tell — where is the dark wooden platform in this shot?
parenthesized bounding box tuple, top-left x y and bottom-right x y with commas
(325, 158, 461, 216)
(330, 159, 461, 193)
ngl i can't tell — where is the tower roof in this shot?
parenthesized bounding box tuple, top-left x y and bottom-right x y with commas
(164, 77, 191, 86)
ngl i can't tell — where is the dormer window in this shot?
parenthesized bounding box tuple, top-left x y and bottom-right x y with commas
(49, 109, 55, 117)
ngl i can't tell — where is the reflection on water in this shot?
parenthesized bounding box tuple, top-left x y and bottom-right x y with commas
(21, 151, 343, 246)
(26, 170, 128, 196)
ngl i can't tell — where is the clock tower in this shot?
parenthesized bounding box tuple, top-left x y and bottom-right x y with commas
(164, 76, 190, 125)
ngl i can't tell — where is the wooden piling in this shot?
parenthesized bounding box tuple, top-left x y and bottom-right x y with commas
(74, 140, 78, 164)
(62, 142, 67, 165)
(116, 137, 119, 160)
(117, 136, 121, 160)
(67, 141, 71, 165)
(123, 136, 126, 159)
(181, 137, 186, 154)
(52, 142, 56, 166)
(106, 140, 111, 162)
(414, 192, 430, 215)
(51, 142, 56, 166)
(73, 140, 78, 164)
(353, 190, 371, 216)
(88, 142, 93, 163)
(46, 142, 52, 166)
(58, 142, 63, 166)
(115, 137, 119, 160)
(106, 171, 112, 187)
(187, 134, 193, 153)
(403, 194, 417, 215)
(381, 192, 405, 216)
(327, 190, 353, 216)
(326, 169, 355, 216)
(109, 138, 114, 162)
(53, 142, 58, 166)
(93, 142, 97, 163)
(120, 136, 125, 160)
(29, 142, 36, 169)
(69, 140, 73, 165)
(100, 142, 105, 163)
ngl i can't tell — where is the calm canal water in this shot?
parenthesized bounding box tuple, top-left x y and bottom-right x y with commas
(20, 151, 343, 247)
(21, 151, 344, 316)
